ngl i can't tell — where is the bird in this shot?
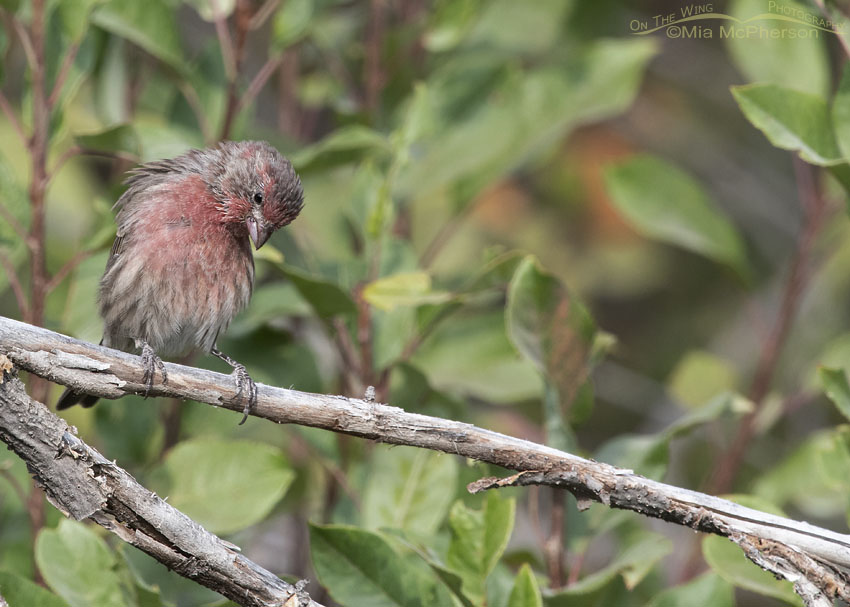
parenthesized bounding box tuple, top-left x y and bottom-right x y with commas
(56, 140, 304, 424)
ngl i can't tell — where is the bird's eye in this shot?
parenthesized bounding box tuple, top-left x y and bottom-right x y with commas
(253, 192, 263, 204)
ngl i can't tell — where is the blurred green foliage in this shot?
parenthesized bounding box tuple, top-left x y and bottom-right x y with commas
(1, 0, 850, 606)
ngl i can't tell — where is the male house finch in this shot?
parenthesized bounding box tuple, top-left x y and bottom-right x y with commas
(57, 140, 304, 423)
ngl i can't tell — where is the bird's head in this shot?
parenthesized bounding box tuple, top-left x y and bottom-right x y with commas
(207, 141, 304, 249)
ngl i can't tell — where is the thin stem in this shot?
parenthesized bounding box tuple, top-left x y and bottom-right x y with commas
(709, 159, 826, 495)
(214, 11, 237, 81)
(0, 203, 28, 243)
(277, 48, 302, 139)
(363, 0, 386, 116)
(0, 90, 27, 147)
(177, 82, 213, 143)
(47, 41, 80, 109)
(812, 0, 850, 58)
(45, 250, 92, 294)
(546, 490, 566, 588)
(419, 194, 483, 269)
(218, 0, 253, 140)
(0, 250, 28, 319)
(235, 54, 284, 115)
(11, 17, 36, 72)
(247, 0, 280, 30)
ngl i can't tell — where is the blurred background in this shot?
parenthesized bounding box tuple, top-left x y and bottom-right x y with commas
(1, 0, 850, 605)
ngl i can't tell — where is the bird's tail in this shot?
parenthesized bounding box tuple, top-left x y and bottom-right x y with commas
(56, 388, 100, 410)
(56, 336, 104, 410)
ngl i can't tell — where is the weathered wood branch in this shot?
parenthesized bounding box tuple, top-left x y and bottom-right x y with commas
(0, 338, 320, 606)
(1, 316, 849, 604)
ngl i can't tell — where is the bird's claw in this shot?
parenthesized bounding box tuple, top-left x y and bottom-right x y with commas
(211, 348, 257, 425)
(232, 364, 257, 425)
(137, 339, 167, 397)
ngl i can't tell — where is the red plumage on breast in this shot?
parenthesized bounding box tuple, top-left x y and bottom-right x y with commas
(98, 174, 254, 356)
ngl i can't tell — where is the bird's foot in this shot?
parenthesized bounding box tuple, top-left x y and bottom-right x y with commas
(212, 348, 257, 425)
(135, 339, 167, 397)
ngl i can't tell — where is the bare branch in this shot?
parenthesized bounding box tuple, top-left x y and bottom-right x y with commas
(235, 54, 284, 116)
(1, 316, 850, 605)
(47, 41, 80, 109)
(248, 0, 280, 30)
(0, 365, 322, 607)
(45, 250, 93, 294)
(0, 203, 28, 244)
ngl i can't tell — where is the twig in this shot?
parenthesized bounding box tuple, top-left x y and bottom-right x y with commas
(0, 372, 322, 607)
(247, 0, 280, 30)
(10, 17, 36, 73)
(418, 193, 484, 269)
(0, 90, 27, 147)
(0, 202, 28, 243)
(45, 250, 93, 294)
(812, 0, 850, 58)
(47, 41, 80, 109)
(177, 82, 213, 144)
(235, 54, 284, 116)
(214, 8, 237, 81)
(469, 472, 850, 604)
(709, 159, 826, 494)
(277, 49, 301, 139)
(546, 490, 566, 588)
(0, 251, 28, 319)
(363, 0, 386, 115)
(331, 317, 363, 390)
(2, 316, 850, 605)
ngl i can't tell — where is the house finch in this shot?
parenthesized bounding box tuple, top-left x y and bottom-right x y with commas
(56, 140, 304, 424)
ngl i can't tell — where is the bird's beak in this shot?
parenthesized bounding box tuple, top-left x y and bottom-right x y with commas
(246, 213, 272, 249)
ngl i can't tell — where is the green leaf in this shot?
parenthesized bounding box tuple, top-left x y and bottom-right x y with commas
(362, 446, 457, 536)
(508, 564, 542, 607)
(91, 0, 183, 71)
(35, 520, 125, 607)
(412, 310, 541, 404)
(74, 124, 140, 158)
(291, 125, 391, 171)
(423, 0, 480, 52)
(754, 429, 850, 517)
(819, 367, 850, 422)
(186, 0, 235, 21)
(95, 37, 130, 126)
(604, 155, 748, 275)
(596, 393, 750, 480)
(703, 532, 800, 604)
(731, 83, 841, 166)
(363, 272, 453, 311)
(833, 63, 850, 162)
(0, 571, 70, 607)
(507, 256, 596, 449)
(464, 0, 573, 55)
(57, 0, 105, 41)
(446, 493, 515, 604)
(724, 0, 829, 97)
(397, 39, 656, 201)
(667, 350, 739, 408)
(310, 524, 455, 607)
(272, 0, 313, 50)
(645, 572, 733, 607)
(282, 266, 357, 320)
(547, 530, 671, 596)
(156, 438, 294, 534)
